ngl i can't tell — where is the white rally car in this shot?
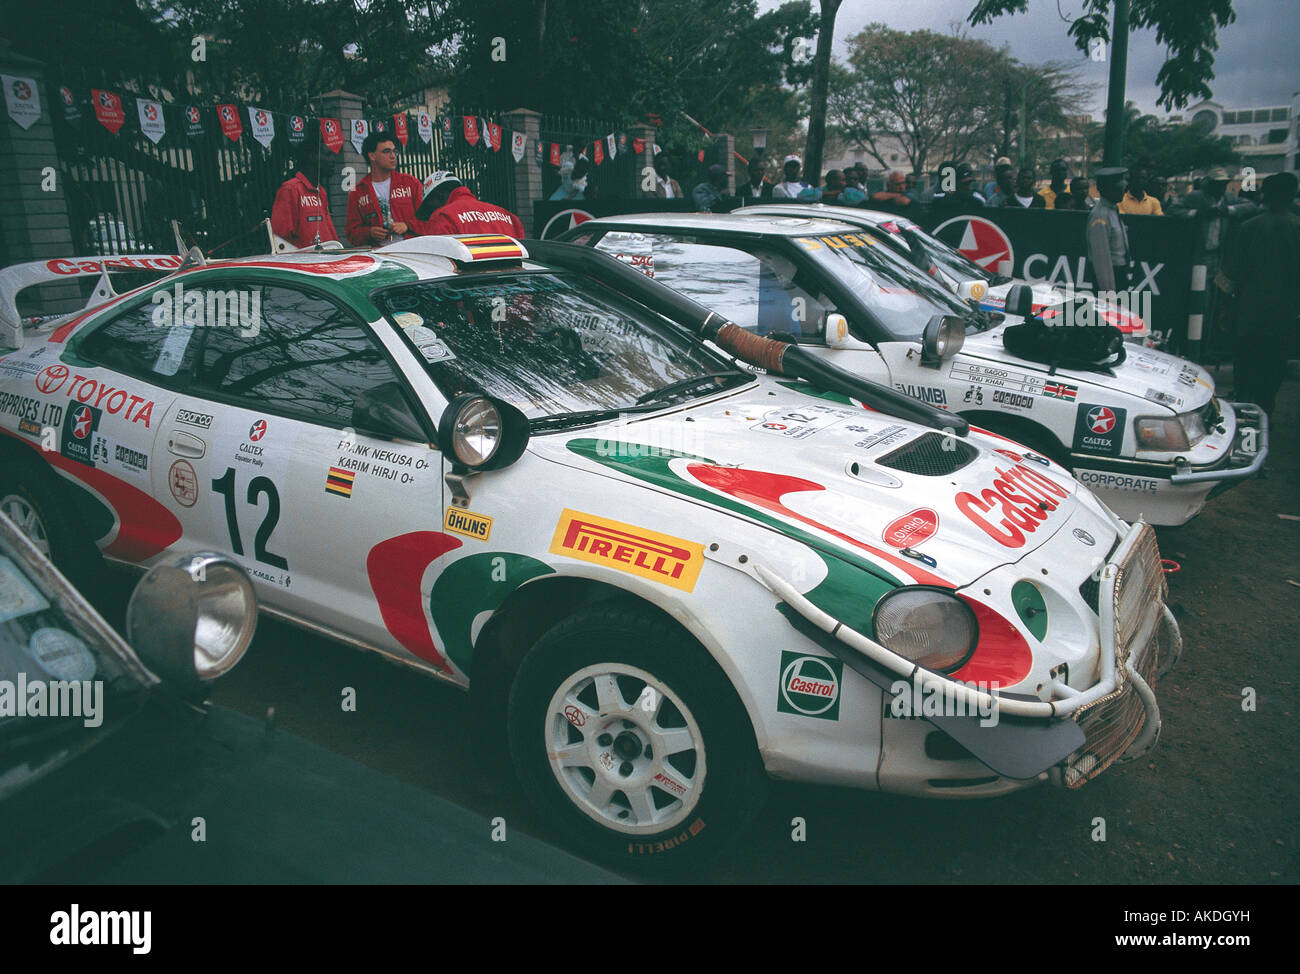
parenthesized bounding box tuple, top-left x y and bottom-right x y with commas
(735, 202, 1153, 343)
(560, 213, 1268, 526)
(0, 235, 1179, 865)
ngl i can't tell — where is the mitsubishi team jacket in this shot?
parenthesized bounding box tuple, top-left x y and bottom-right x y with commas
(345, 172, 430, 245)
(270, 173, 340, 248)
(424, 186, 526, 238)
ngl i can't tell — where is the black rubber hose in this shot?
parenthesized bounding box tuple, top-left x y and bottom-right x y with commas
(523, 238, 965, 435)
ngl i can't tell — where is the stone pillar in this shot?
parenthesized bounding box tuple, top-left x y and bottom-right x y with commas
(316, 90, 364, 237)
(627, 124, 657, 198)
(712, 134, 736, 194)
(0, 41, 81, 317)
(504, 108, 541, 232)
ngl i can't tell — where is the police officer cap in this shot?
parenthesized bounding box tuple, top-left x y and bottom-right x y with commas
(1095, 166, 1128, 181)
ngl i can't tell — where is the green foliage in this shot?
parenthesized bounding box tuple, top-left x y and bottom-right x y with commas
(968, 0, 1238, 111)
(1099, 102, 1239, 174)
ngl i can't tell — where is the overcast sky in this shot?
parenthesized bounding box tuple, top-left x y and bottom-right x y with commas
(760, 0, 1299, 117)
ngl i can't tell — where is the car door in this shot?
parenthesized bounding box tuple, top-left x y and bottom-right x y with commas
(157, 277, 440, 653)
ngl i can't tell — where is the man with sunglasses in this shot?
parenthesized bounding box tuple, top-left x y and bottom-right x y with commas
(346, 131, 429, 245)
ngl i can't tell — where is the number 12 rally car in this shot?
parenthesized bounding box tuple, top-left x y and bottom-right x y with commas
(0, 236, 1180, 865)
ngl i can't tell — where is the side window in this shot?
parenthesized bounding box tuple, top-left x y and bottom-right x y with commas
(192, 282, 423, 436)
(77, 297, 201, 382)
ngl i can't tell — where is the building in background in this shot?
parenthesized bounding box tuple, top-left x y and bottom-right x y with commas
(1180, 94, 1299, 174)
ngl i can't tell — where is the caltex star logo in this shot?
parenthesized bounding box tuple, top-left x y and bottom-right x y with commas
(291, 116, 303, 132)
(931, 216, 1015, 274)
(1087, 406, 1116, 434)
(72, 406, 93, 439)
(541, 208, 594, 239)
(13, 80, 31, 100)
(187, 106, 199, 123)
(145, 104, 157, 120)
(249, 419, 267, 441)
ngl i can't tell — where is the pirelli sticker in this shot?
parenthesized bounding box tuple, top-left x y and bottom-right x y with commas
(445, 507, 493, 542)
(549, 509, 704, 592)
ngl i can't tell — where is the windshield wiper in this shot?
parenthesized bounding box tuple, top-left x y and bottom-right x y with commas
(529, 403, 667, 432)
(634, 369, 752, 405)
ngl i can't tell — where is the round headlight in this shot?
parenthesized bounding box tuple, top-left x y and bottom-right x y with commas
(872, 587, 978, 672)
(452, 397, 502, 467)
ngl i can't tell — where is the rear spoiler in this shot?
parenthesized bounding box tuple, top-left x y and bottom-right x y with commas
(0, 253, 186, 349)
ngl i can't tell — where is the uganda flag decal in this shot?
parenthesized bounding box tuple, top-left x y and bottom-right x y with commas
(326, 466, 355, 498)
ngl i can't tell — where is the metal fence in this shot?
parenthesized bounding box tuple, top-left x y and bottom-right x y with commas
(538, 114, 631, 202)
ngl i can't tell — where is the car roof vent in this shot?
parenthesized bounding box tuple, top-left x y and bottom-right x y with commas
(876, 431, 978, 477)
(374, 234, 527, 267)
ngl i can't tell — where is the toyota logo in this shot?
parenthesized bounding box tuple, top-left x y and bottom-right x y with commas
(1073, 528, 1096, 546)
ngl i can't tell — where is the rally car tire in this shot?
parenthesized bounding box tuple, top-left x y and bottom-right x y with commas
(507, 602, 767, 868)
(0, 455, 107, 594)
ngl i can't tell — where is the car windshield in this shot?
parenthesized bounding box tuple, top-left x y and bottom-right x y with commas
(0, 520, 149, 793)
(375, 271, 751, 425)
(793, 234, 981, 341)
(888, 220, 1007, 286)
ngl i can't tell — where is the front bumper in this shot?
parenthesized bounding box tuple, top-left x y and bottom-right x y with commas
(749, 519, 1176, 787)
(1170, 401, 1268, 488)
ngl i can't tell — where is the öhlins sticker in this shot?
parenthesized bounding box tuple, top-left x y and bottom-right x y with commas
(444, 507, 493, 542)
(549, 509, 704, 591)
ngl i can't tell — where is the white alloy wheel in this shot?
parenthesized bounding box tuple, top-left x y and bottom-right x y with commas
(544, 663, 706, 835)
(1, 492, 51, 557)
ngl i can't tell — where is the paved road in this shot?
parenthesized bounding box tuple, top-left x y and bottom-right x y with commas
(208, 374, 1300, 883)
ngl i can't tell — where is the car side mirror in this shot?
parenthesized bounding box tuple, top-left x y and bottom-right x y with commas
(958, 279, 989, 305)
(1004, 284, 1036, 320)
(126, 553, 258, 696)
(352, 382, 427, 441)
(921, 315, 966, 367)
(824, 312, 852, 348)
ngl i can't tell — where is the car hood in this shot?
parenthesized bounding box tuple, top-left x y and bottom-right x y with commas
(982, 281, 1149, 337)
(529, 380, 1092, 588)
(961, 326, 1215, 412)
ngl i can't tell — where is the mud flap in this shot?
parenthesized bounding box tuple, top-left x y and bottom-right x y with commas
(777, 605, 1085, 780)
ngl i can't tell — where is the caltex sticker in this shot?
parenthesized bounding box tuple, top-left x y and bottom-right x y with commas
(1073, 403, 1126, 457)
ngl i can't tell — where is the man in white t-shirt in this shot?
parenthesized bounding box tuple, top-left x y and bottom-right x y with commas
(772, 155, 810, 199)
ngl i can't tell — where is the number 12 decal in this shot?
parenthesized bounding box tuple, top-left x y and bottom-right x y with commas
(212, 467, 289, 569)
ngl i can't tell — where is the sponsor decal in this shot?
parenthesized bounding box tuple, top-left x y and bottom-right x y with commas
(883, 509, 938, 548)
(954, 462, 1070, 548)
(60, 404, 101, 466)
(17, 418, 41, 438)
(33, 370, 156, 427)
(1043, 382, 1078, 401)
(653, 771, 686, 797)
(540, 208, 594, 239)
(0, 355, 44, 379)
(549, 509, 704, 592)
(930, 216, 1015, 274)
(444, 507, 493, 542)
(1072, 528, 1095, 546)
(35, 364, 70, 394)
(249, 419, 267, 442)
(1076, 471, 1161, 493)
(895, 384, 947, 407)
(114, 443, 149, 473)
(851, 423, 910, 451)
(1073, 403, 1126, 457)
(1177, 365, 1199, 388)
(168, 459, 198, 507)
(992, 389, 1034, 409)
(175, 408, 213, 429)
(777, 651, 842, 720)
(44, 255, 182, 276)
(325, 465, 355, 498)
(1145, 387, 1182, 407)
(751, 404, 853, 440)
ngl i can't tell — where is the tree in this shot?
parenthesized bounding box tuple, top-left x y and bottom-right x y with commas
(969, 1, 1238, 163)
(801, 0, 841, 185)
(827, 26, 1058, 176)
(1097, 102, 1239, 175)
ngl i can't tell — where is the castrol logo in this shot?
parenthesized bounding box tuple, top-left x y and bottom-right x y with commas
(954, 463, 1069, 548)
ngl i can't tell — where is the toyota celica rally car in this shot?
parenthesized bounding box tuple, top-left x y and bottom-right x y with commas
(0, 235, 1180, 865)
(559, 212, 1268, 527)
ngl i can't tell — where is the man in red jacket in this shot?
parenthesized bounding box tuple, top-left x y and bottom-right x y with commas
(415, 172, 525, 237)
(271, 141, 340, 249)
(346, 131, 429, 245)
